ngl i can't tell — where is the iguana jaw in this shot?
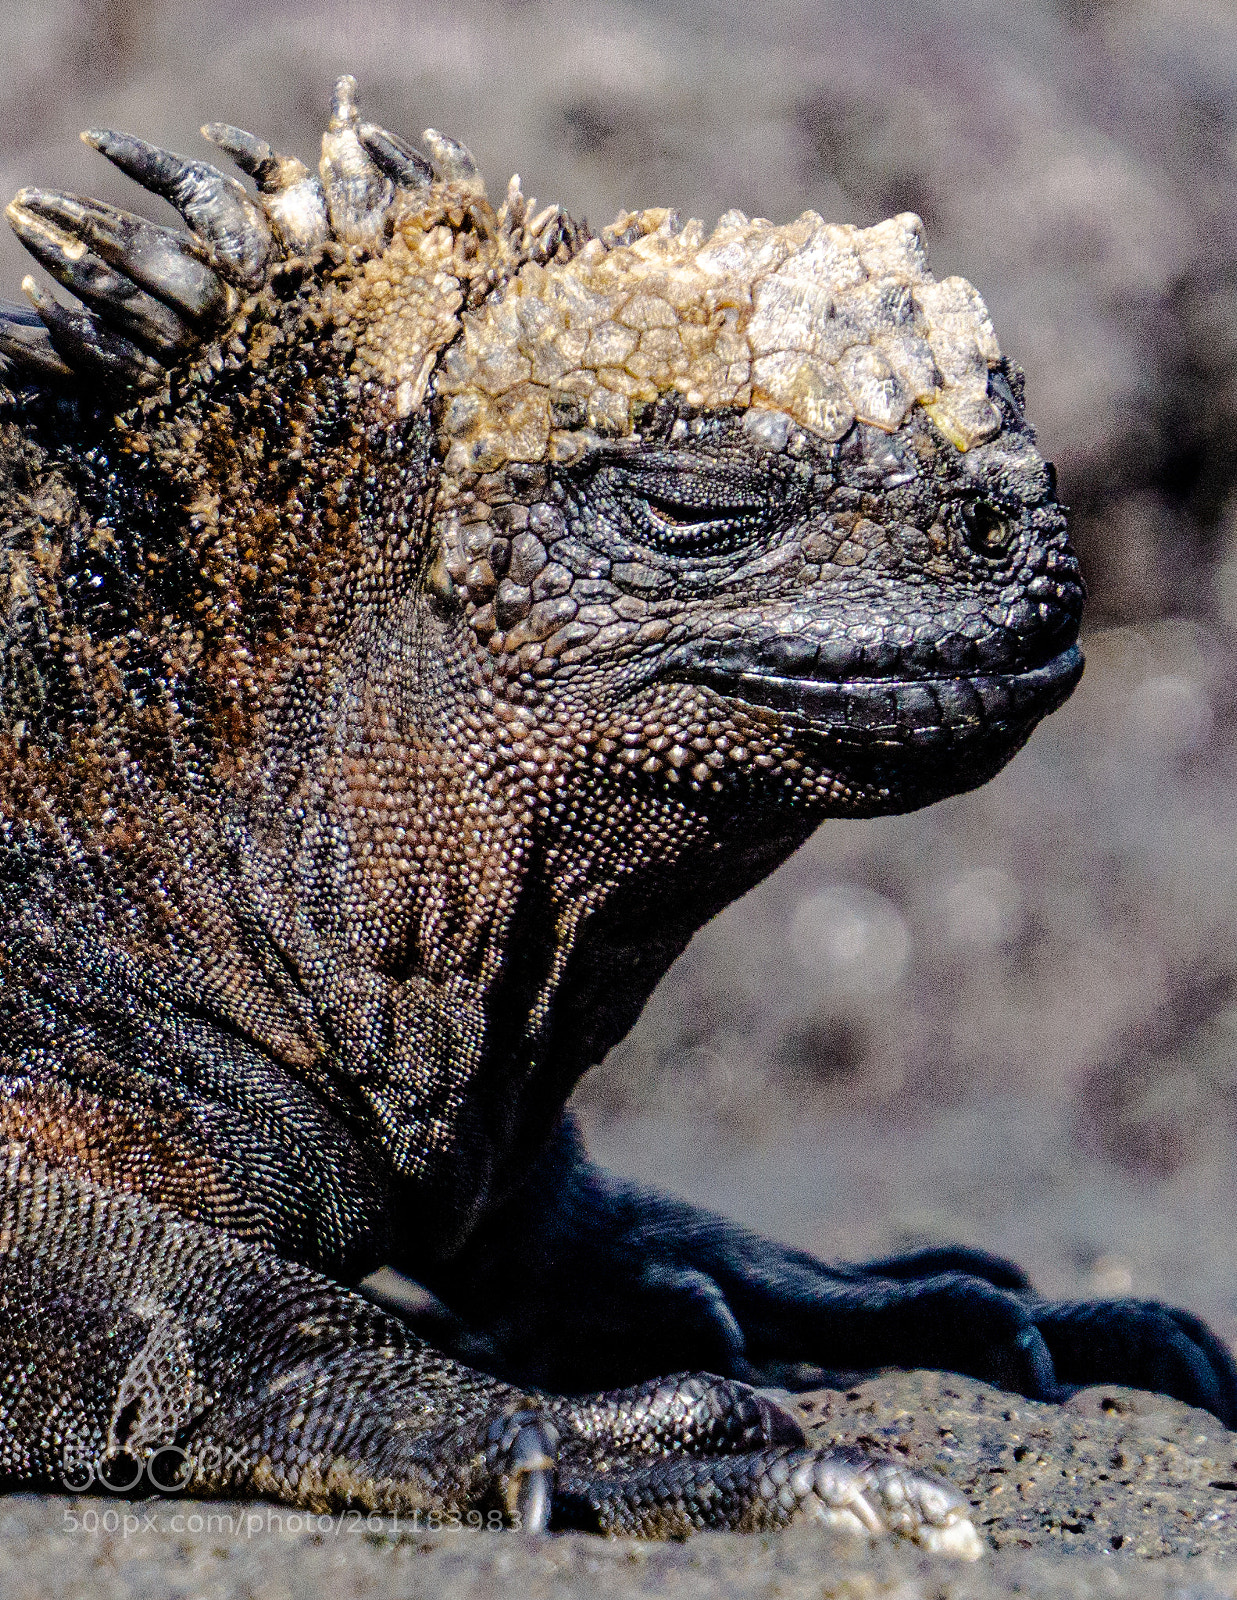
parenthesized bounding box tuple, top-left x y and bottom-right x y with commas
(672, 643, 1083, 753)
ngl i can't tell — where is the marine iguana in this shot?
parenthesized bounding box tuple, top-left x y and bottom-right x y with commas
(0, 75, 1230, 1545)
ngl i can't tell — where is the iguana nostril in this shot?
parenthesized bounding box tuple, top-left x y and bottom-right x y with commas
(961, 500, 1015, 557)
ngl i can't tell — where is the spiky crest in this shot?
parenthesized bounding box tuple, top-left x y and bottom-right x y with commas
(0, 74, 587, 395)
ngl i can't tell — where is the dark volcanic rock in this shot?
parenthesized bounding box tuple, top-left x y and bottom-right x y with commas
(796, 1368, 1237, 1560)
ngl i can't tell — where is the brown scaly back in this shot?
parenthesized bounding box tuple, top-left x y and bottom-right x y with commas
(0, 77, 599, 807)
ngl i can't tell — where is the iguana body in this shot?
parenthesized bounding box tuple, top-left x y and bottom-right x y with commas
(0, 76, 1230, 1544)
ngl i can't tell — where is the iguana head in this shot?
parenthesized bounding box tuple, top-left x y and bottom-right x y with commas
(426, 224, 1081, 820)
(1, 71, 1081, 816)
(0, 78, 1082, 1203)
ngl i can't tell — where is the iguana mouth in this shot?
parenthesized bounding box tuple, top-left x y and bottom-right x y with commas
(676, 644, 1084, 745)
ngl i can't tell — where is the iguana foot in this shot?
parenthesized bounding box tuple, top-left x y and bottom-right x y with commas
(540, 1375, 981, 1551)
(484, 1408, 559, 1531)
(0, 1159, 982, 1547)
(427, 1136, 1237, 1429)
(553, 1438, 982, 1552)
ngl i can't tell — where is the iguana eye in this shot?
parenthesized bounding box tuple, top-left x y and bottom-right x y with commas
(601, 457, 774, 554)
(960, 499, 1015, 558)
(636, 490, 766, 550)
(641, 492, 744, 526)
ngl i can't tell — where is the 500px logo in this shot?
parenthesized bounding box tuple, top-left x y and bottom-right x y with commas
(58, 1442, 247, 1495)
(63, 1507, 165, 1538)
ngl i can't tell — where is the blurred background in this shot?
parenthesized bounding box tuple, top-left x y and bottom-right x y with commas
(3, 0, 1237, 1342)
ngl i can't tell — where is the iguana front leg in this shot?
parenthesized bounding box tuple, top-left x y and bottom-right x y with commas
(0, 1147, 978, 1550)
(419, 1118, 1237, 1427)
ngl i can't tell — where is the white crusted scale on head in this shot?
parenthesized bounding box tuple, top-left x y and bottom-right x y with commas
(0, 74, 1003, 471)
(433, 197, 1004, 483)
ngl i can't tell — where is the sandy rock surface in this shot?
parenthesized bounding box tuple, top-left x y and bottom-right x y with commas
(795, 1370, 1237, 1560)
(3, 1372, 1236, 1599)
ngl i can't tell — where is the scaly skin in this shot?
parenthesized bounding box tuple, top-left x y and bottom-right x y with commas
(0, 75, 1230, 1546)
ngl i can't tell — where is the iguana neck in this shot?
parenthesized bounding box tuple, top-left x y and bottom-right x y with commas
(238, 613, 817, 1246)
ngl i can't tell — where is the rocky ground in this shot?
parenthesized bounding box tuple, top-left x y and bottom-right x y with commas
(2, 0, 1237, 1594)
(6, 1374, 1237, 1598)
